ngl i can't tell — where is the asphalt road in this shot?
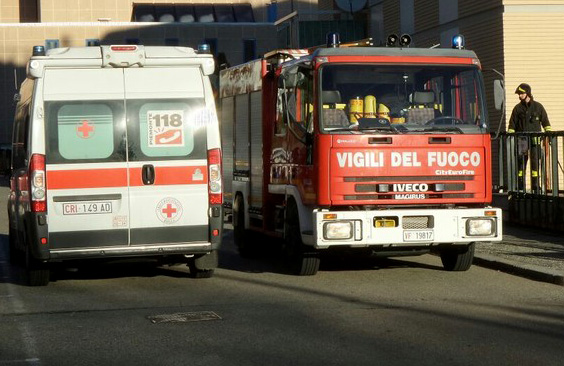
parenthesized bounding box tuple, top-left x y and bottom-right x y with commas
(1, 187, 564, 365)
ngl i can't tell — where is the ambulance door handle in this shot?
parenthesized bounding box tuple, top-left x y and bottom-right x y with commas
(142, 164, 155, 185)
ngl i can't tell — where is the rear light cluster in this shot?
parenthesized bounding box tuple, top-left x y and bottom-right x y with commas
(207, 148, 222, 205)
(30, 154, 47, 212)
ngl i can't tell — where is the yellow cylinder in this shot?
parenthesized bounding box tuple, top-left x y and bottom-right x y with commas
(363, 95, 377, 118)
(349, 97, 363, 123)
(377, 103, 390, 121)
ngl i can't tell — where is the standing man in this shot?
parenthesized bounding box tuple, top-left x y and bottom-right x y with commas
(508, 83, 552, 191)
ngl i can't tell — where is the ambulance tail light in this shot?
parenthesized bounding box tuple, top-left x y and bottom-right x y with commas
(29, 154, 47, 213)
(207, 148, 222, 205)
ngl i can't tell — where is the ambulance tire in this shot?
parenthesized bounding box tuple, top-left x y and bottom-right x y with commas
(440, 243, 475, 271)
(285, 201, 320, 276)
(188, 250, 218, 279)
(24, 237, 50, 286)
(233, 195, 259, 258)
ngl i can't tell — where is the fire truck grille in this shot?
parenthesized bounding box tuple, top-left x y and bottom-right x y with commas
(402, 216, 432, 229)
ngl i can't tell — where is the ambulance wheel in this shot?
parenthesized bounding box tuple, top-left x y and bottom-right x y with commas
(440, 243, 475, 271)
(284, 201, 320, 276)
(233, 195, 258, 258)
(24, 241, 50, 286)
(188, 250, 217, 279)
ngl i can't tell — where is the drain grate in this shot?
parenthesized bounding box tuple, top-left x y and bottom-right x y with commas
(148, 311, 221, 324)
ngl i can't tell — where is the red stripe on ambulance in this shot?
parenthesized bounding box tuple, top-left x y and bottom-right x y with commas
(47, 166, 208, 190)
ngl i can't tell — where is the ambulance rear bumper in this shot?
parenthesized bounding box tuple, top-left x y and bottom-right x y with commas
(49, 242, 213, 260)
(310, 207, 502, 249)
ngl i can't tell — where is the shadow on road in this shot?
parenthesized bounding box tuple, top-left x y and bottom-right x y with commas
(219, 228, 442, 275)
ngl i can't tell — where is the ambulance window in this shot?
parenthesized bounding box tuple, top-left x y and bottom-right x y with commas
(56, 104, 115, 160)
(126, 99, 207, 160)
(45, 100, 125, 164)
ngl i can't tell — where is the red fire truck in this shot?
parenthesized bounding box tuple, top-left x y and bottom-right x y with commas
(219, 34, 502, 275)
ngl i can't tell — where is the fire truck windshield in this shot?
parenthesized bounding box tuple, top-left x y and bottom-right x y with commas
(319, 64, 487, 134)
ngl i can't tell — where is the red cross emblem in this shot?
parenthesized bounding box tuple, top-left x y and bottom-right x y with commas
(156, 197, 183, 224)
(161, 203, 177, 218)
(77, 120, 94, 138)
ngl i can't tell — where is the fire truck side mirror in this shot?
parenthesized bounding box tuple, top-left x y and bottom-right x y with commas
(493, 79, 505, 111)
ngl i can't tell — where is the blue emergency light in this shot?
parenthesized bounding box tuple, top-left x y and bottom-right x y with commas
(452, 34, 465, 49)
(198, 43, 211, 54)
(32, 45, 45, 56)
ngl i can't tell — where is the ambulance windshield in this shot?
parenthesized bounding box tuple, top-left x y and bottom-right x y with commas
(319, 64, 487, 134)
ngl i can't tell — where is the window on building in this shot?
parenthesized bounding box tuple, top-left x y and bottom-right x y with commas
(176, 5, 196, 23)
(214, 5, 235, 23)
(243, 39, 256, 62)
(234, 4, 255, 22)
(20, 0, 39, 22)
(86, 39, 100, 47)
(155, 5, 175, 22)
(133, 4, 155, 22)
(132, 3, 255, 23)
(45, 39, 59, 50)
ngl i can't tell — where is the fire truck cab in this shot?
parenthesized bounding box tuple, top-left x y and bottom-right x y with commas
(8, 45, 223, 285)
(220, 35, 502, 275)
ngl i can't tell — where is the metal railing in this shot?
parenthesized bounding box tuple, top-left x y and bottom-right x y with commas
(495, 131, 564, 196)
(495, 131, 564, 229)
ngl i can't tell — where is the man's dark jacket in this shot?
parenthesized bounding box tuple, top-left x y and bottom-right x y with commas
(508, 99, 551, 132)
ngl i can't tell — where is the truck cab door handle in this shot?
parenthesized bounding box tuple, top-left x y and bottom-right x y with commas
(142, 164, 155, 185)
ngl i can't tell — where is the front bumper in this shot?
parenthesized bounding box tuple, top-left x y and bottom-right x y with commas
(311, 207, 502, 249)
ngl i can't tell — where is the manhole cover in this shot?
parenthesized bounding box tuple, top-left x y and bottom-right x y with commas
(148, 311, 221, 324)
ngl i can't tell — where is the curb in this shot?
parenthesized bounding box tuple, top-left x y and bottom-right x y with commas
(474, 254, 564, 286)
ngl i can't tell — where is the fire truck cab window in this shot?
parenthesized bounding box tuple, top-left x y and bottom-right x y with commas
(319, 64, 487, 134)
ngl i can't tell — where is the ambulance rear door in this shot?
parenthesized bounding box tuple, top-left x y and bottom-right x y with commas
(123, 67, 210, 246)
(45, 68, 130, 249)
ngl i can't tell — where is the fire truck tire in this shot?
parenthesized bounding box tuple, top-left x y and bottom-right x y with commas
(285, 201, 320, 276)
(233, 195, 259, 258)
(188, 250, 217, 279)
(440, 243, 475, 271)
(24, 236, 50, 286)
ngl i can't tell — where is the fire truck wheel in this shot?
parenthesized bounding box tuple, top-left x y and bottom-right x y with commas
(24, 235, 50, 286)
(284, 201, 320, 276)
(187, 250, 217, 279)
(233, 195, 259, 258)
(440, 243, 475, 271)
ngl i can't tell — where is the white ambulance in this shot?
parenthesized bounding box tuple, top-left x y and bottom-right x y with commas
(7, 45, 223, 285)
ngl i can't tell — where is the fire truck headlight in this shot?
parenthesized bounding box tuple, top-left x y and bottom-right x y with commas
(323, 221, 353, 240)
(466, 218, 495, 236)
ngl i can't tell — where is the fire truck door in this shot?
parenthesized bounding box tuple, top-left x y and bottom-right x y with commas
(124, 68, 210, 245)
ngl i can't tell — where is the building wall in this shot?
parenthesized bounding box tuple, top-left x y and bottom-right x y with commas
(502, 2, 564, 132)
